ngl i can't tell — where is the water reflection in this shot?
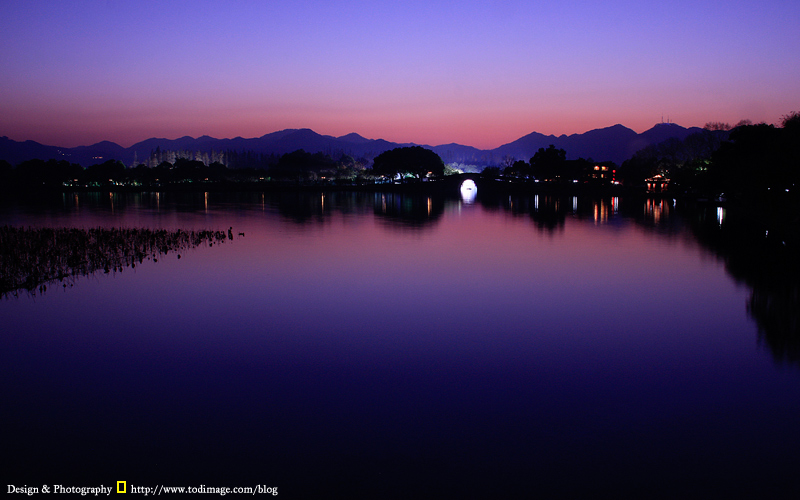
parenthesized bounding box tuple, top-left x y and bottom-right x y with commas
(50, 191, 272, 215)
(267, 191, 374, 224)
(4, 191, 797, 368)
(0, 226, 230, 298)
(262, 190, 675, 235)
(644, 198, 669, 225)
(478, 193, 632, 233)
(750, 285, 800, 365)
(588, 196, 621, 224)
(3, 191, 799, 496)
(236, 192, 800, 367)
(481, 194, 568, 233)
(373, 192, 445, 229)
(686, 205, 800, 367)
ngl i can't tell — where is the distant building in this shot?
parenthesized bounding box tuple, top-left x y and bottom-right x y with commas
(589, 164, 618, 185)
(645, 174, 670, 192)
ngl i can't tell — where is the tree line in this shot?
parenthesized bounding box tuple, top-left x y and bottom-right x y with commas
(0, 150, 373, 188)
(2, 112, 797, 194)
(0, 145, 452, 189)
(485, 112, 799, 199)
(483, 144, 615, 185)
(619, 112, 799, 198)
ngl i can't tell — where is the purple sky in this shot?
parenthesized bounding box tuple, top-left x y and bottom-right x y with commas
(2, 0, 798, 149)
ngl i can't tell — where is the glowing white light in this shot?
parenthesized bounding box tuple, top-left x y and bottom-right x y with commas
(460, 179, 477, 204)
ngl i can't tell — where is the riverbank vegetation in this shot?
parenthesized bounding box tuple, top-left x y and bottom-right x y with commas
(0, 226, 231, 298)
(1, 113, 797, 204)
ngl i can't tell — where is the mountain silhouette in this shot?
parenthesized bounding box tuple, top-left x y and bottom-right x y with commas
(0, 137, 63, 166)
(337, 133, 371, 144)
(1, 122, 705, 168)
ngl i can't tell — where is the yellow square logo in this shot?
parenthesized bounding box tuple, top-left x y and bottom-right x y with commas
(117, 481, 126, 493)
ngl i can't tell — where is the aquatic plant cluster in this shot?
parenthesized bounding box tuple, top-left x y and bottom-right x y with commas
(0, 226, 230, 297)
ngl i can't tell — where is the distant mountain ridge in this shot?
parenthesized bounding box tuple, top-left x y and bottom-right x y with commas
(0, 122, 704, 168)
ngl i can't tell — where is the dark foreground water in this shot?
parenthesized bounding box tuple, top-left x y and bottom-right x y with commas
(2, 190, 799, 498)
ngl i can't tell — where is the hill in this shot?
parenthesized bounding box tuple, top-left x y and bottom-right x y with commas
(0, 122, 704, 168)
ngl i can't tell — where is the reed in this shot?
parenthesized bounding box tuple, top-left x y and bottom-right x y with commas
(0, 225, 229, 297)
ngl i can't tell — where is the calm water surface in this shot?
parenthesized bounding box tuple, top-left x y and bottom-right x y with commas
(2, 190, 799, 498)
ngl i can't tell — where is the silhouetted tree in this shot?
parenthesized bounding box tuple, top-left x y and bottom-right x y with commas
(529, 145, 566, 181)
(371, 146, 445, 180)
(501, 155, 516, 170)
(14, 159, 84, 188)
(563, 158, 594, 182)
(782, 111, 800, 130)
(481, 166, 501, 177)
(704, 122, 732, 131)
(702, 115, 799, 203)
(268, 150, 337, 181)
(84, 160, 126, 185)
(504, 160, 530, 178)
(172, 157, 208, 182)
(620, 129, 728, 189)
(0, 160, 13, 186)
(710, 124, 780, 195)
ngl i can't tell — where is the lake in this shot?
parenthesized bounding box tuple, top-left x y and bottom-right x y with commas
(2, 188, 799, 498)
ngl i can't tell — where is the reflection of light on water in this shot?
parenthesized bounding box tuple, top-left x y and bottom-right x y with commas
(644, 199, 669, 224)
(572, 196, 578, 212)
(460, 179, 477, 204)
(612, 197, 619, 214)
(717, 206, 725, 226)
(645, 199, 659, 224)
(534, 194, 539, 211)
(593, 200, 608, 224)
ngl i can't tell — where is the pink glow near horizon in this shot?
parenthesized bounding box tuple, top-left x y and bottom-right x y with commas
(1, 1, 798, 149)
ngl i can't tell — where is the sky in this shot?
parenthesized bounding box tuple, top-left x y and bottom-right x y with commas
(1, 0, 798, 149)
